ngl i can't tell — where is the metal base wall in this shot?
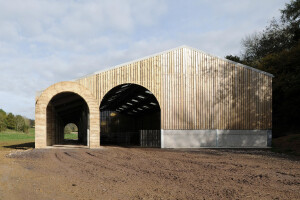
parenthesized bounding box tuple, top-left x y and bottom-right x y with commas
(161, 129, 272, 148)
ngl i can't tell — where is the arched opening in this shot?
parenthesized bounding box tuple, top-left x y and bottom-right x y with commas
(46, 92, 89, 146)
(64, 123, 78, 142)
(100, 83, 161, 147)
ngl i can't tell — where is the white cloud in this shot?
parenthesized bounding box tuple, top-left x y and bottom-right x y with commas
(0, 0, 290, 118)
(0, 91, 35, 117)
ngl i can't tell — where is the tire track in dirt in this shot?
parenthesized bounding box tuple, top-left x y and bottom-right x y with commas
(5, 147, 300, 200)
(87, 148, 204, 187)
(53, 150, 113, 179)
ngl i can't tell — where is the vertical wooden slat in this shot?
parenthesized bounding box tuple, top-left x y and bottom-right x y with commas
(74, 46, 272, 131)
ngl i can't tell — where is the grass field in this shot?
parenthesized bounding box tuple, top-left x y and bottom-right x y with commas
(0, 129, 79, 150)
(0, 128, 35, 150)
(64, 132, 78, 140)
(0, 128, 34, 140)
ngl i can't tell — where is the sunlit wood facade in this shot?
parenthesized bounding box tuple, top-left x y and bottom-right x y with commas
(36, 46, 273, 148)
(76, 46, 273, 131)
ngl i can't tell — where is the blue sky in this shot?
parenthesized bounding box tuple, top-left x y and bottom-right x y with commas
(0, 0, 289, 119)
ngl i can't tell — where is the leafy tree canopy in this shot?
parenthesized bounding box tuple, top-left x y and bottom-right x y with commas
(5, 113, 15, 130)
(236, 0, 300, 64)
(225, 0, 300, 137)
(15, 115, 25, 132)
(0, 114, 6, 132)
(0, 109, 6, 118)
(0, 109, 33, 133)
(225, 55, 243, 63)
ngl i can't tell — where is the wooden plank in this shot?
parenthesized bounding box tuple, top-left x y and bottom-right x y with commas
(74, 46, 272, 131)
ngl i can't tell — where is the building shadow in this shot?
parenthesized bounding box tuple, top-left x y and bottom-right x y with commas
(3, 142, 35, 150)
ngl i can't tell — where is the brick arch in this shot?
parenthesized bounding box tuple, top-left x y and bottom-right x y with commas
(35, 81, 100, 148)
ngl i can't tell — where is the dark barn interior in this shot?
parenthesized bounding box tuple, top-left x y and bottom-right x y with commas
(47, 92, 89, 146)
(100, 84, 161, 147)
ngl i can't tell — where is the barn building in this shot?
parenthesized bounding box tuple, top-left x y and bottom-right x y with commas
(35, 46, 273, 148)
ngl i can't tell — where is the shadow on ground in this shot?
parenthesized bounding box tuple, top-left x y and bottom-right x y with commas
(4, 142, 35, 150)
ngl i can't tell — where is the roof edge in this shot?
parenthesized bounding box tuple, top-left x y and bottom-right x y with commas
(183, 45, 274, 78)
(75, 45, 188, 80)
(75, 45, 274, 80)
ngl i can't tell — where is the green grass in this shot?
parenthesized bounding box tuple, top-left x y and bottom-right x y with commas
(0, 128, 35, 140)
(0, 128, 35, 150)
(64, 132, 78, 140)
(0, 129, 79, 150)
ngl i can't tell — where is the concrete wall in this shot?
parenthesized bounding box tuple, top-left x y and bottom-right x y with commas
(162, 130, 271, 148)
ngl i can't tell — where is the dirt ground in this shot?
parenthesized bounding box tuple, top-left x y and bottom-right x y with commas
(0, 147, 299, 200)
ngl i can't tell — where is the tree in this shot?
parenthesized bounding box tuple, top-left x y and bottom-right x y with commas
(64, 123, 78, 135)
(23, 117, 31, 128)
(281, 0, 300, 43)
(22, 124, 29, 133)
(257, 42, 300, 136)
(0, 114, 6, 132)
(64, 125, 72, 135)
(15, 115, 25, 132)
(0, 109, 6, 132)
(0, 109, 32, 133)
(241, 20, 295, 64)
(281, 0, 300, 23)
(225, 55, 243, 63)
(226, 0, 300, 137)
(241, 0, 300, 64)
(69, 123, 78, 132)
(0, 109, 6, 118)
(30, 119, 35, 128)
(5, 113, 15, 130)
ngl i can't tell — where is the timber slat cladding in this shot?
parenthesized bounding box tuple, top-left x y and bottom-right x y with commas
(76, 46, 272, 130)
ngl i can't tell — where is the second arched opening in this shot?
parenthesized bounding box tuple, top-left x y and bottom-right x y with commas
(100, 83, 161, 147)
